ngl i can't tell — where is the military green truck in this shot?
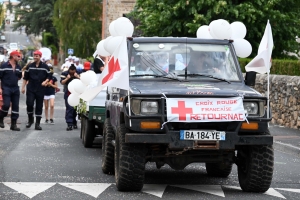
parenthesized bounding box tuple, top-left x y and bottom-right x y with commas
(80, 87, 107, 148)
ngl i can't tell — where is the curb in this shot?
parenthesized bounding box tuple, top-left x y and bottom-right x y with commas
(273, 140, 300, 157)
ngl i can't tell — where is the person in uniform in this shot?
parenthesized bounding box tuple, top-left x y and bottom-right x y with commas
(21, 50, 52, 130)
(0, 51, 22, 131)
(60, 64, 80, 131)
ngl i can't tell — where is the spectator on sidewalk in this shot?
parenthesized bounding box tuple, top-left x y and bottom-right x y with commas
(0, 51, 22, 131)
(21, 50, 52, 130)
(60, 64, 80, 131)
(44, 66, 57, 125)
(74, 58, 83, 73)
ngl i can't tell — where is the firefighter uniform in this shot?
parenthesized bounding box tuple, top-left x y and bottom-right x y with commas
(0, 60, 22, 130)
(23, 59, 52, 130)
(60, 70, 79, 130)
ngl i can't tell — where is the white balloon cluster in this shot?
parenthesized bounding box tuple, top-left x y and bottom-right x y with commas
(196, 19, 252, 58)
(97, 17, 134, 57)
(67, 71, 97, 106)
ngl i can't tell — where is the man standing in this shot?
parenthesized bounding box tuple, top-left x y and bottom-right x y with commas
(0, 51, 22, 131)
(21, 50, 52, 130)
(74, 58, 83, 73)
(60, 64, 80, 131)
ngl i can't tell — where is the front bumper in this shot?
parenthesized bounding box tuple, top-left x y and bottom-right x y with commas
(125, 130, 273, 150)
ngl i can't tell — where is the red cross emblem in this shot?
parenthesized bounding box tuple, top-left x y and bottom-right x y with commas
(102, 56, 121, 85)
(171, 101, 193, 121)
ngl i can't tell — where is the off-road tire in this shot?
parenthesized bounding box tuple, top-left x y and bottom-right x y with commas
(115, 124, 146, 191)
(80, 117, 85, 139)
(237, 130, 274, 193)
(102, 119, 115, 174)
(82, 117, 95, 148)
(205, 162, 233, 178)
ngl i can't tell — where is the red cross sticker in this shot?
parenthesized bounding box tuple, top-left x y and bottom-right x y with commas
(171, 101, 193, 121)
(102, 56, 121, 85)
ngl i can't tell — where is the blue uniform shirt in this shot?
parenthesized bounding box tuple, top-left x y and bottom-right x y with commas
(23, 61, 52, 92)
(0, 61, 22, 88)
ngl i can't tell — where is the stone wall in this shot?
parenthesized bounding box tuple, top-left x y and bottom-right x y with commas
(254, 74, 300, 129)
(102, 0, 136, 39)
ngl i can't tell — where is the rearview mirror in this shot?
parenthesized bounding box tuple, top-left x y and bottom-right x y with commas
(245, 71, 256, 86)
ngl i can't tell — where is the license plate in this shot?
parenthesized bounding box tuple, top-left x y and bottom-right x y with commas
(180, 130, 226, 141)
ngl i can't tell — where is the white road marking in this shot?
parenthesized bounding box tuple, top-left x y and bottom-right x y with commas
(2, 182, 56, 198)
(0, 182, 290, 199)
(142, 184, 168, 198)
(171, 185, 225, 197)
(59, 183, 112, 198)
(274, 141, 300, 151)
(223, 185, 286, 199)
(276, 188, 300, 193)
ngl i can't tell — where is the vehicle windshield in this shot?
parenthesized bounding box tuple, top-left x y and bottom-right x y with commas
(129, 42, 240, 81)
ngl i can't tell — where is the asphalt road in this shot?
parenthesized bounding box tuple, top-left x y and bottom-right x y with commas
(0, 26, 300, 200)
(1, 24, 32, 50)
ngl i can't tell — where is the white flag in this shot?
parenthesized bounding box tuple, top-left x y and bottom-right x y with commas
(245, 20, 274, 74)
(80, 36, 129, 101)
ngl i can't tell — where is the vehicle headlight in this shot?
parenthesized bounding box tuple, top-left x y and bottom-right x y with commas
(141, 101, 158, 114)
(243, 102, 258, 115)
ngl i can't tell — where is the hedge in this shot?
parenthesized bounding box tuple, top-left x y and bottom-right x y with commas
(239, 58, 300, 76)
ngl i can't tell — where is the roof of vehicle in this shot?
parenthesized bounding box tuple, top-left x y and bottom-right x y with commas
(131, 37, 232, 45)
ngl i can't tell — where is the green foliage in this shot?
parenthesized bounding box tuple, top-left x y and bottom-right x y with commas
(53, 0, 102, 58)
(13, 0, 56, 36)
(239, 58, 300, 76)
(129, 0, 300, 58)
(77, 99, 87, 114)
(7, 0, 13, 13)
(42, 32, 55, 47)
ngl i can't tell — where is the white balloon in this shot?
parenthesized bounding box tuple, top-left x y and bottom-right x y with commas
(103, 36, 123, 55)
(209, 19, 232, 39)
(39, 47, 52, 60)
(80, 71, 97, 86)
(68, 93, 80, 106)
(114, 17, 134, 37)
(208, 20, 218, 39)
(67, 79, 80, 94)
(74, 80, 87, 94)
(233, 38, 252, 58)
(230, 21, 247, 39)
(96, 40, 110, 57)
(196, 25, 213, 39)
(109, 20, 118, 36)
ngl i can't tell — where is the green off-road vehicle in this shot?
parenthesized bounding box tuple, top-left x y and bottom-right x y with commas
(80, 88, 106, 147)
(102, 37, 273, 192)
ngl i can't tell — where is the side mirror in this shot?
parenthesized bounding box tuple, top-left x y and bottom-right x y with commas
(245, 71, 256, 86)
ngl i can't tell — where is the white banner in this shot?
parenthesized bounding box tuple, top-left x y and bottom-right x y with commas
(166, 97, 245, 122)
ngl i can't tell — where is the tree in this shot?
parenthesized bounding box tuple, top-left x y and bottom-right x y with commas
(13, 0, 56, 36)
(53, 0, 102, 58)
(129, 0, 300, 58)
(7, 0, 13, 13)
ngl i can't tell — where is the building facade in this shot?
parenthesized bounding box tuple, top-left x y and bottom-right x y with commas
(102, 0, 136, 39)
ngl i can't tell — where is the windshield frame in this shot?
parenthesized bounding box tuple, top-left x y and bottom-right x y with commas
(127, 38, 244, 82)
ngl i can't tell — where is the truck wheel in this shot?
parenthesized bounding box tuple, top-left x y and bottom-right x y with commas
(115, 124, 146, 191)
(102, 119, 115, 174)
(205, 162, 233, 178)
(82, 117, 95, 148)
(237, 137, 274, 192)
(80, 117, 85, 139)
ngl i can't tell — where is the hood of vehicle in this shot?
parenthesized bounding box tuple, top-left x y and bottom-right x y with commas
(129, 80, 261, 97)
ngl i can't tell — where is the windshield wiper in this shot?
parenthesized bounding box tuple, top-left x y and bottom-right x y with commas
(178, 73, 231, 84)
(130, 74, 182, 82)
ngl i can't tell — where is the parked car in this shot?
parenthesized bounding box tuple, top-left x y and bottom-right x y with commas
(8, 43, 18, 51)
(0, 35, 5, 42)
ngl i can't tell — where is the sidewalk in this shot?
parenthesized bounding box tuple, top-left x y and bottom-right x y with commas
(270, 124, 300, 157)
